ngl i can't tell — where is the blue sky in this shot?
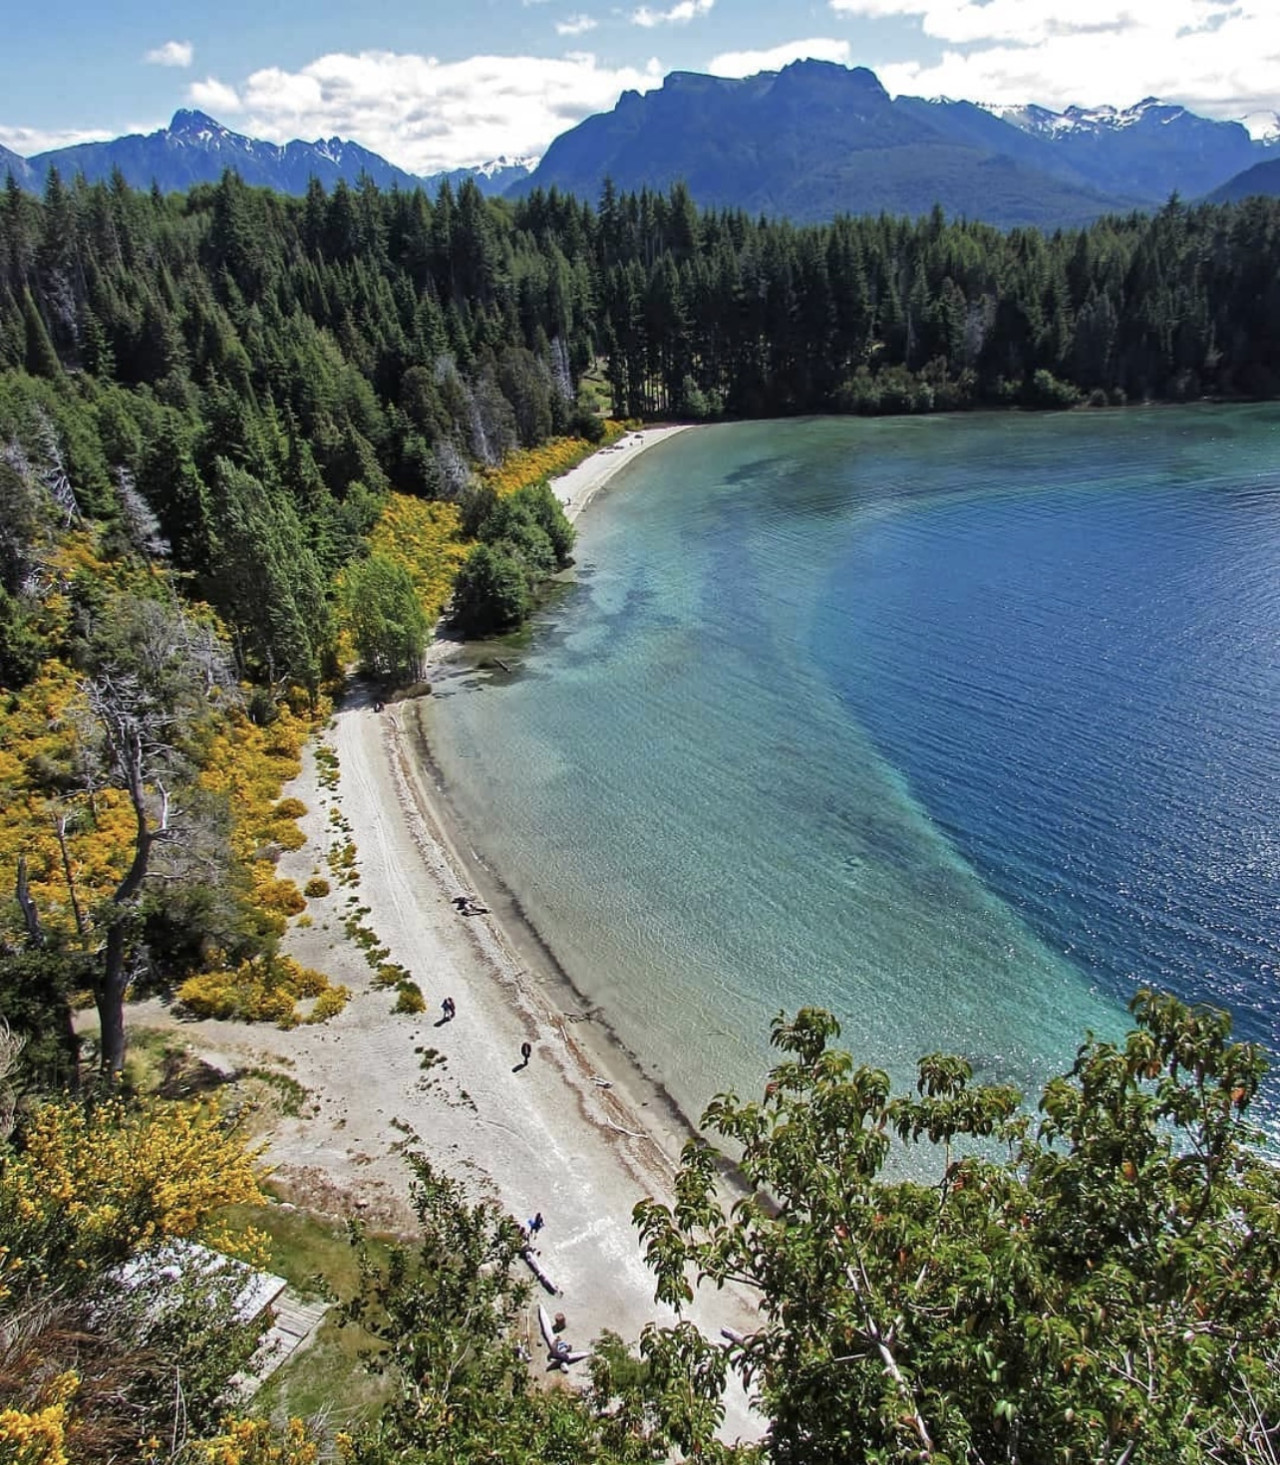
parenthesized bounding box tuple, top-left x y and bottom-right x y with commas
(3, 0, 1278, 169)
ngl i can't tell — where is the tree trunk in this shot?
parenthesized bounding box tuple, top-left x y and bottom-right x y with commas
(96, 921, 129, 1075)
(15, 855, 44, 948)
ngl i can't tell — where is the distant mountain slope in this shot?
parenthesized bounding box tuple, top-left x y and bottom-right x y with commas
(31, 111, 424, 193)
(513, 60, 1268, 227)
(0, 144, 34, 188)
(991, 99, 1261, 200)
(14, 111, 535, 198)
(1207, 157, 1280, 202)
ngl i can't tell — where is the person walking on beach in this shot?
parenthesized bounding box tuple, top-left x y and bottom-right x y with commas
(441, 996, 456, 1022)
(519, 1041, 532, 1066)
(527, 1212, 544, 1236)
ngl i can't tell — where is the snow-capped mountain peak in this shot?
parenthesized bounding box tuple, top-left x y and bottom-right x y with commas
(982, 97, 1194, 138)
(168, 109, 233, 145)
(1241, 110, 1280, 144)
(473, 155, 540, 179)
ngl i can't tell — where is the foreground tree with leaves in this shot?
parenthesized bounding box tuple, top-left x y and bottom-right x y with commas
(339, 1154, 747, 1465)
(76, 592, 238, 1071)
(635, 992, 1280, 1464)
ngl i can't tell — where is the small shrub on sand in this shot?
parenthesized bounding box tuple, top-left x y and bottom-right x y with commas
(304, 876, 331, 899)
(305, 986, 351, 1024)
(393, 981, 426, 1015)
(374, 962, 410, 990)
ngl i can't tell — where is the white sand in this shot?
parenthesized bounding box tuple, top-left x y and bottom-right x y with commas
(127, 425, 759, 1437)
(552, 425, 690, 523)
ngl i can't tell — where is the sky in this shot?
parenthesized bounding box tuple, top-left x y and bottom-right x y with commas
(2, 0, 1279, 171)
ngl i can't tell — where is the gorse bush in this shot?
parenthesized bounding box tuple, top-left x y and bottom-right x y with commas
(0, 1081, 275, 1463)
(177, 954, 347, 1028)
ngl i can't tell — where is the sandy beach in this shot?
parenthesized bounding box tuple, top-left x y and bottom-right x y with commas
(127, 425, 758, 1434)
(550, 424, 690, 522)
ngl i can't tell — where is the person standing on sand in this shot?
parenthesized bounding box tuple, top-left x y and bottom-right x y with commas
(520, 1041, 532, 1065)
(441, 996, 456, 1021)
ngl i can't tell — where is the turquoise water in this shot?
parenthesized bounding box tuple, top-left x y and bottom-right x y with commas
(426, 408, 1280, 1138)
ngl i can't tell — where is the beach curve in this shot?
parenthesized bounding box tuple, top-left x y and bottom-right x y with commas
(127, 423, 758, 1436)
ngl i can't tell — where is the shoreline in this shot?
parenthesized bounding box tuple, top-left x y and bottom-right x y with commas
(552, 424, 690, 524)
(399, 694, 707, 1158)
(125, 422, 760, 1434)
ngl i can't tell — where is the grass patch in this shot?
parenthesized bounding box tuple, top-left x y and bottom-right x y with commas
(237, 1067, 312, 1118)
(222, 1201, 397, 1425)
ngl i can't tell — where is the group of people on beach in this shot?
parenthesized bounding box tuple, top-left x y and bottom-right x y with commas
(515, 1212, 589, 1367)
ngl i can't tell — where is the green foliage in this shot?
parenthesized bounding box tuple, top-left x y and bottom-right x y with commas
(0, 582, 46, 689)
(450, 480, 575, 635)
(450, 542, 532, 636)
(0, 946, 84, 1087)
(338, 1154, 747, 1465)
(344, 552, 429, 683)
(207, 458, 331, 690)
(636, 993, 1280, 1465)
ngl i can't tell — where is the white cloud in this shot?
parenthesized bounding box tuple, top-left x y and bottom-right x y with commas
(556, 14, 598, 35)
(632, 0, 713, 27)
(708, 37, 852, 78)
(202, 49, 664, 171)
(144, 39, 194, 68)
(0, 123, 126, 157)
(831, 0, 1280, 118)
(188, 78, 244, 115)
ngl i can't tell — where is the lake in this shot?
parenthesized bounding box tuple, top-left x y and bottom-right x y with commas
(426, 406, 1280, 1142)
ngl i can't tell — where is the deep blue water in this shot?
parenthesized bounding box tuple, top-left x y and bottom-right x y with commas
(823, 416, 1280, 1052)
(426, 407, 1280, 1138)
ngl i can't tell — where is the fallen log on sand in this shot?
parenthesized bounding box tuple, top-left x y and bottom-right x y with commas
(521, 1246, 561, 1295)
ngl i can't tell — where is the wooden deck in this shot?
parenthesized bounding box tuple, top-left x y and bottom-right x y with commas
(231, 1288, 331, 1396)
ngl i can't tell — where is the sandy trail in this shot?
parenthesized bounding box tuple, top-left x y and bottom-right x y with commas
(129, 425, 760, 1437)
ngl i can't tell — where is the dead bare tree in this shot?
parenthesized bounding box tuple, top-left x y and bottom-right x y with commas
(77, 595, 236, 1072)
(0, 1019, 24, 1142)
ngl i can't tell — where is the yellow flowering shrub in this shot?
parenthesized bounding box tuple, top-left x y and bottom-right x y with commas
(0, 1373, 77, 1465)
(362, 495, 469, 625)
(187, 1417, 319, 1465)
(0, 529, 321, 1024)
(176, 954, 346, 1028)
(353, 431, 622, 635)
(304, 986, 350, 1024)
(0, 1097, 265, 1305)
(477, 428, 624, 498)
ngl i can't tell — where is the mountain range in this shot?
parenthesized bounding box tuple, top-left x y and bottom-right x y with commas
(514, 62, 1275, 227)
(1, 110, 534, 199)
(1207, 157, 1280, 204)
(3, 62, 1278, 228)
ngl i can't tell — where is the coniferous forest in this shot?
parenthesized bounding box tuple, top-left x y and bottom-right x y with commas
(3, 169, 1280, 687)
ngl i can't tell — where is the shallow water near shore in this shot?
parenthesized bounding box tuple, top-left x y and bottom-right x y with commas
(426, 407, 1280, 1141)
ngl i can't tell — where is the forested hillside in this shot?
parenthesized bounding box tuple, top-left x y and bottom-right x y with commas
(5, 171, 1280, 490)
(2, 165, 1279, 744)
